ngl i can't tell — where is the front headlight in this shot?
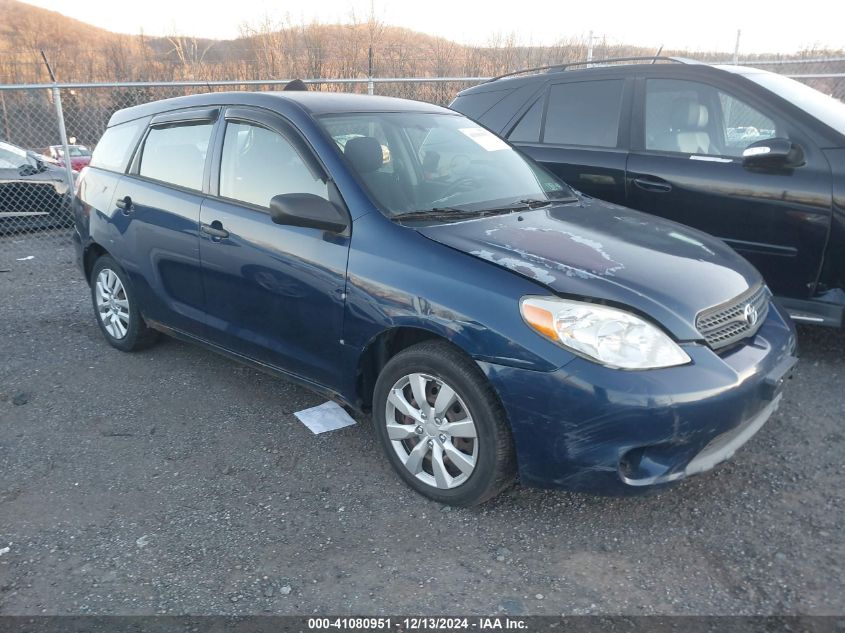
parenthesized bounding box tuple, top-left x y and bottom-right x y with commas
(520, 296, 691, 370)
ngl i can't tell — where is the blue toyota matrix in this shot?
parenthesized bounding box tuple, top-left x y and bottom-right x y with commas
(73, 91, 798, 505)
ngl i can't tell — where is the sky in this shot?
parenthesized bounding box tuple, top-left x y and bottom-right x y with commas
(17, 0, 845, 54)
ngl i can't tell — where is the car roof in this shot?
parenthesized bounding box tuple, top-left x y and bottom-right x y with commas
(108, 91, 453, 127)
(457, 61, 777, 96)
(711, 64, 773, 76)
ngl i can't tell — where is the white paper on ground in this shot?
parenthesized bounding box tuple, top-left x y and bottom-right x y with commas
(294, 401, 357, 434)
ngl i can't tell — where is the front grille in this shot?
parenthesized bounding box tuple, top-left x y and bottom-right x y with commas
(695, 284, 770, 350)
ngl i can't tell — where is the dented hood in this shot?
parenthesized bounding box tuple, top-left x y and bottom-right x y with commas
(416, 196, 763, 340)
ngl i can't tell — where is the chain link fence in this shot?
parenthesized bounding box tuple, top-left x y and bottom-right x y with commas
(1, 57, 843, 268)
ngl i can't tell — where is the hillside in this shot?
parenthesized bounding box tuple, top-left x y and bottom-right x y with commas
(6, 0, 840, 87)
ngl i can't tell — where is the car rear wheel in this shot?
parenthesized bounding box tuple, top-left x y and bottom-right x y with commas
(372, 340, 516, 506)
(90, 255, 157, 352)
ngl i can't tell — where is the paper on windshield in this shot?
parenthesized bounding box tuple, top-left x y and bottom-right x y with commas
(459, 127, 509, 151)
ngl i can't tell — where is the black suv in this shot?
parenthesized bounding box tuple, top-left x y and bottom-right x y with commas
(451, 57, 845, 327)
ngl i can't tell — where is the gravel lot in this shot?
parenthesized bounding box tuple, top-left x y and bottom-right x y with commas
(0, 235, 843, 616)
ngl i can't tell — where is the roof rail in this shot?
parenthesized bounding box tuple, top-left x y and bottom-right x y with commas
(485, 56, 698, 83)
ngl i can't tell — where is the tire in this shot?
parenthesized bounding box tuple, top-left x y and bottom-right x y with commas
(89, 254, 157, 352)
(372, 340, 516, 506)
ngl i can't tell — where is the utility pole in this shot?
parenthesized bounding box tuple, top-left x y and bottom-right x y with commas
(587, 31, 594, 62)
(733, 29, 741, 64)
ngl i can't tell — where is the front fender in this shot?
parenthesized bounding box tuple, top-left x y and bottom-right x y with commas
(337, 212, 577, 401)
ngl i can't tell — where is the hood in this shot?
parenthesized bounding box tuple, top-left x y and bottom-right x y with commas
(416, 196, 762, 340)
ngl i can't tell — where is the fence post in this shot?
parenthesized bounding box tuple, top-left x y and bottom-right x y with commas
(733, 30, 741, 65)
(368, 46, 374, 96)
(40, 50, 76, 197)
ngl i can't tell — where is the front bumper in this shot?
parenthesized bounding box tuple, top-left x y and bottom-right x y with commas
(479, 302, 798, 494)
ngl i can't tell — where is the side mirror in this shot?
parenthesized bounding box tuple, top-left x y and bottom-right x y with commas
(742, 138, 805, 170)
(269, 193, 349, 233)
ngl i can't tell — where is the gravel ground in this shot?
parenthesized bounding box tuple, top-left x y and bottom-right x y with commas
(0, 236, 842, 616)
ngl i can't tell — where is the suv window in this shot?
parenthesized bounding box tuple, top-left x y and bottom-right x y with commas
(645, 79, 777, 157)
(139, 122, 214, 190)
(219, 121, 328, 208)
(508, 96, 543, 143)
(449, 88, 511, 119)
(543, 80, 624, 147)
(90, 119, 146, 173)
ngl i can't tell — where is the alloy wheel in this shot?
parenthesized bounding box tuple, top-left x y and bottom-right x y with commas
(95, 268, 130, 339)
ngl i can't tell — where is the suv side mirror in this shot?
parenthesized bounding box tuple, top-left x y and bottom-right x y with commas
(742, 138, 805, 170)
(269, 193, 349, 233)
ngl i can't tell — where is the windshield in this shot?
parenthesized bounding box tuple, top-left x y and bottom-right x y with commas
(746, 72, 845, 137)
(319, 112, 574, 217)
(0, 143, 35, 170)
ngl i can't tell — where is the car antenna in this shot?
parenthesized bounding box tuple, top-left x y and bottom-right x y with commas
(651, 45, 664, 64)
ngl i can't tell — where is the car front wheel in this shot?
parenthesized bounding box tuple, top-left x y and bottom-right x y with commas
(372, 340, 516, 506)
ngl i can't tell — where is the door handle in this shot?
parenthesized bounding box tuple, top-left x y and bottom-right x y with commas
(115, 195, 133, 212)
(200, 221, 229, 240)
(632, 176, 672, 193)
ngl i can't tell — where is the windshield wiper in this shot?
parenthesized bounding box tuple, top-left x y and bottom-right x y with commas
(518, 198, 553, 209)
(392, 197, 572, 223)
(392, 207, 483, 222)
(467, 198, 560, 214)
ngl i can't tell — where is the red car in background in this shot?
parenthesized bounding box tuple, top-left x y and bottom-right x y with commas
(46, 144, 92, 172)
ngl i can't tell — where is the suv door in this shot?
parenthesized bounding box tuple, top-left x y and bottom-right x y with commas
(113, 108, 217, 335)
(199, 107, 350, 388)
(626, 74, 832, 301)
(506, 75, 632, 205)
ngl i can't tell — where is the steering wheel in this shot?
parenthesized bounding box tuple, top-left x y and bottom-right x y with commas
(449, 154, 471, 174)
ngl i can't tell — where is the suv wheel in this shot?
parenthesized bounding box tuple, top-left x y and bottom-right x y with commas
(372, 340, 516, 506)
(90, 255, 157, 352)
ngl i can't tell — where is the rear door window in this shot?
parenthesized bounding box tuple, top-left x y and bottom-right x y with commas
(543, 80, 624, 147)
(139, 122, 214, 190)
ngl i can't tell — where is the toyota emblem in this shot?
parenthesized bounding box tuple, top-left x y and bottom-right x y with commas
(744, 303, 758, 326)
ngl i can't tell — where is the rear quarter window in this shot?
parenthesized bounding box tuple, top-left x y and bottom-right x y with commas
(450, 88, 510, 119)
(89, 118, 147, 173)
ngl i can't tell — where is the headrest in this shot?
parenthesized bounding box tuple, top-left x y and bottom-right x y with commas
(344, 136, 384, 173)
(670, 98, 709, 130)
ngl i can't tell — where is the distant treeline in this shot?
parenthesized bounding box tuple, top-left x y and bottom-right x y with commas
(0, 0, 842, 150)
